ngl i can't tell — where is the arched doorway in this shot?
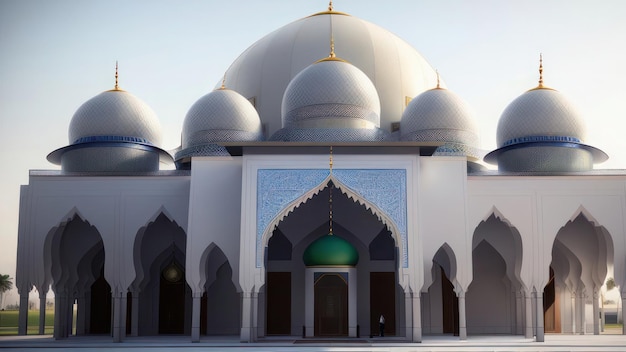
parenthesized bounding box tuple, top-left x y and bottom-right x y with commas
(547, 212, 612, 334)
(314, 273, 348, 336)
(159, 260, 186, 334)
(425, 244, 458, 335)
(202, 246, 240, 335)
(132, 213, 190, 335)
(467, 213, 524, 335)
(262, 181, 400, 338)
(48, 214, 109, 338)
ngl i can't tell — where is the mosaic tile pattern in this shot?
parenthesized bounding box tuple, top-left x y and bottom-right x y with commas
(174, 143, 230, 160)
(256, 169, 408, 268)
(182, 89, 263, 148)
(269, 127, 391, 142)
(69, 90, 162, 147)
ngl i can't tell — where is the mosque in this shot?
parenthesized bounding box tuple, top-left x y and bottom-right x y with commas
(14, 2, 625, 343)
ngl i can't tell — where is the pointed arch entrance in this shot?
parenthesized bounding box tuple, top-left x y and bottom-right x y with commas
(200, 245, 240, 335)
(132, 212, 190, 335)
(547, 211, 613, 334)
(47, 214, 109, 338)
(425, 244, 459, 335)
(468, 213, 524, 335)
(261, 176, 403, 337)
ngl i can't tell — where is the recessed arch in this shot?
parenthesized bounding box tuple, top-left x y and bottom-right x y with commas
(45, 213, 108, 338)
(259, 173, 406, 270)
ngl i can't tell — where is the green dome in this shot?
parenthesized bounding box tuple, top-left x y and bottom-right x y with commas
(303, 234, 359, 267)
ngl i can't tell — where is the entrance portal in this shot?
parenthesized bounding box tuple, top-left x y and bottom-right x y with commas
(370, 272, 395, 336)
(159, 262, 185, 334)
(314, 274, 348, 336)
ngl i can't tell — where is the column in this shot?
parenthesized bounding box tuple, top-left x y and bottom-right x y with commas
(524, 289, 533, 338)
(53, 294, 68, 339)
(131, 292, 139, 336)
(622, 294, 626, 335)
(251, 291, 259, 341)
(38, 291, 47, 335)
(515, 290, 523, 335)
(535, 291, 544, 342)
(75, 294, 86, 335)
(240, 291, 252, 342)
(579, 291, 586, 335)
(592, 290, 599, 335)
(18, 291, 29, 335)
(404, 292, 412, 339)
(111, 290, 127, 342)
(191, 293, 202, 342)
(411, 292, 422, 342)
(571, 292, 577, 334)
(457, 291, 467, 340)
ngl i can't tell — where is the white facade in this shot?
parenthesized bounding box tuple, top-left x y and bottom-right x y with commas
(14, 3, 626, 344)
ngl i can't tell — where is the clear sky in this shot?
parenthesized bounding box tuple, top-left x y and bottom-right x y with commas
(1, 0, 625, 305)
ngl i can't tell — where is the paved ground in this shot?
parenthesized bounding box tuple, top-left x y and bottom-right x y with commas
(1, 333, 626, 352)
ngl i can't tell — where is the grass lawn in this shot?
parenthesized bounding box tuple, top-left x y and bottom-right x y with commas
(0, 309, 54, 335)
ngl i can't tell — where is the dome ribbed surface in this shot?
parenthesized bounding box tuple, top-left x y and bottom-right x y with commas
(496, 88, 586, 147)
(281, 60, 380, 129)
(182, 89, 263, 149)
(221, 13, 439, 135)
(69, 90, 162, 147)
(303, 234, 359, 267)
(400, 88, 479, 149)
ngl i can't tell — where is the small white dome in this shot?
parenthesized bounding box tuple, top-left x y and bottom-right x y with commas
(181, 88, 263, 149)
(69, 89, 162, 147)
(496, 88, 586, 147)
(281, 59, 381, 129)
(485, 86, 607, 172)
(49, 88, 171, 172)
(400, 87, 479, 148)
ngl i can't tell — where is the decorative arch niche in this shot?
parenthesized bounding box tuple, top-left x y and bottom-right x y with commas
(256, 169, 408, 268)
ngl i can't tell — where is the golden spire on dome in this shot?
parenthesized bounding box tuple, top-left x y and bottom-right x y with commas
(219, 74, 227, 90)
(310, 0, 349, 17)
(114, 61, 120, 90)
(436, 69, 441, 89)
(315, 11, 347, 63)
(528, 53, 554, 91)
(538, 53, 544, 88)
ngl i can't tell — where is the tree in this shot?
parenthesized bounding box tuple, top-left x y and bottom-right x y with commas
(0, 274, 12, 294)
(0, 274, 14, 309)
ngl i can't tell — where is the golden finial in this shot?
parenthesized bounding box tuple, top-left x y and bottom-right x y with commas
(538, 53, 544, 88)
(436, 69, 441, 89)
(114, 61, 119, 90)
(329, 34, 336, 58)
(220, 74, 226, 90)
(328, 0, 333, 11)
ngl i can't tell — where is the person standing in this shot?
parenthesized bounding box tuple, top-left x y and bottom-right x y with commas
(379, 314, 385, 337)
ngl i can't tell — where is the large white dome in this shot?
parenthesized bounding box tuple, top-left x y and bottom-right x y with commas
(221, 9, 438, 136)
(68, 89, 162, 147)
